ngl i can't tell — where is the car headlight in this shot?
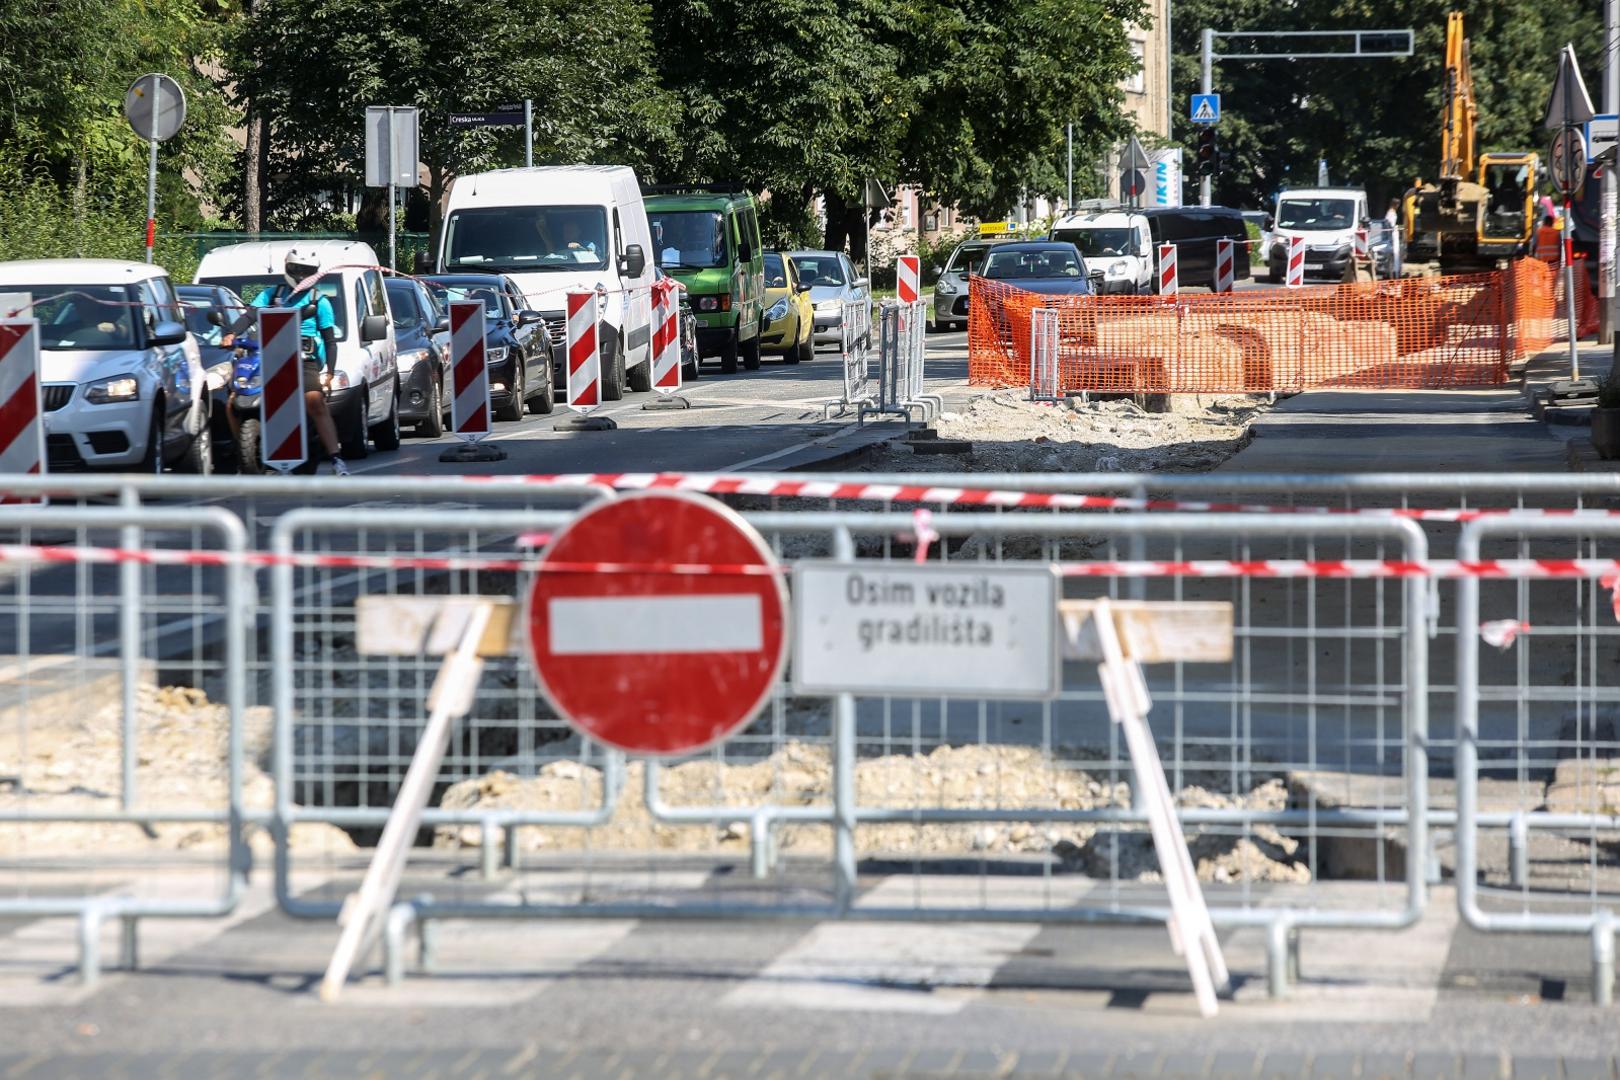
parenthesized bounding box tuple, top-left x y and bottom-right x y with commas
(696, 295, 732, 313)
(486, 346, 509, 363)
(327, 369, 351, 390)
(1106, 262, 1130, 277)
(204, 361, 232, 391)
(84, 375, 140, 404)
(765, 298, 790, 321)
(936, 280, 957, 295)
(814, 299, 842, 314)
(396, 348, 428, 368)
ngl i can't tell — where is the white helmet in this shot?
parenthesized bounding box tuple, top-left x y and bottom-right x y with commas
(283, 247, 322, 288)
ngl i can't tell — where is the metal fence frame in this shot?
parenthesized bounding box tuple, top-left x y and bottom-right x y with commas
(864, 299, 937, 424)
(1029, 305, 1061, 401)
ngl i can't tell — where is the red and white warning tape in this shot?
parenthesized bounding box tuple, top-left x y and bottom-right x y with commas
(452, 471, 1620, 525)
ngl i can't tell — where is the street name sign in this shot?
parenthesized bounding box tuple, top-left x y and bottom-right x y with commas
(791, 562, 1059, 698)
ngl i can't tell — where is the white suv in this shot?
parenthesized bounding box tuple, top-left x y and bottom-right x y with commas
(0, 259, 210, 472)
(193, 240, 400, 459)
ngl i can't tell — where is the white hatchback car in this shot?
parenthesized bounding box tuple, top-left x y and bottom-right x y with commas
(0, 259, 210, 473)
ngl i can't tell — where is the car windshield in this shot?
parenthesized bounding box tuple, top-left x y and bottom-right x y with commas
(427, 282, 504, 319)
(763, 252, 788, 288)
(651, 210, 728, 270)
(1052, 228, 1136, 258)
(945, 244, 991, 275)
(790, 256, 845, 288)
(1276, 198, 1356, 231)
(196, 276, 350, 339)
(385, 283, 421, 328)
(22, 286, 142, 351)
(443, 205, 610, 272)
(176, 289, 242, 345)
(982, 249, 1084, 280)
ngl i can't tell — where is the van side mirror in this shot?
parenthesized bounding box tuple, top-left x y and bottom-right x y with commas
(148, 320, 188, 347)
(360, 314, 388, 343)
(1263, 216, 1274, 230)
(413, 251, 435, 275)
(620, 244, 647, 278)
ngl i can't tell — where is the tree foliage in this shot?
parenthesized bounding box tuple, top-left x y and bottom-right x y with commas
(1173, 0, 1604, 210)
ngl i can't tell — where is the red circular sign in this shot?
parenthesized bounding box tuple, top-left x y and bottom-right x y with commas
(525, 491, 788, 756)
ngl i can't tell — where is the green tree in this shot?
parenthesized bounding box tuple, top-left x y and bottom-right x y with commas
(227, 0, 676, 243)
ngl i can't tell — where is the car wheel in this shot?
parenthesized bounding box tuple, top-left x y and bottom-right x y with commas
(626, 342, 653, 392)
(683, 356, 700, 381)
(370, 381, 402, 450)
(417, 374, 444, 438)
(496, 361, 525, 421)
(601, 332, 626, 400)
(796, 324, 814, 364)
(340, 387, 370, 460)
(236, 417, 263, 474)
(719, 331, 739, 374)
(180, 409, 213, 475)
(140, 403, 166, 474)
(533, 360, 556, 414)
(742, 331, 762, 371)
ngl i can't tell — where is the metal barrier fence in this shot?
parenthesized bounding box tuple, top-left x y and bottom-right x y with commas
(864, 300, 937, 423)
(971, 258, 1576, 395)
(1029, 306, 1060, 402)
(823, 299, 873, 417)
(3, 472, 1620, 1001)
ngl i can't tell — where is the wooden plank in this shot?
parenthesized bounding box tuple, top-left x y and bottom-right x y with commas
(355, 596, 518, 657)
(1058, 601, 1233, 664)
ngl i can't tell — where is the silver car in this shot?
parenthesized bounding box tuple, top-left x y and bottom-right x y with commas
(0, 259, 210, 473)
(787, 250, 869, 348)
(930, 239, 1000, 332)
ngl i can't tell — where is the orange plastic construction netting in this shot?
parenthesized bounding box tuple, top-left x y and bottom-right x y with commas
(968, 258, 1585, 395)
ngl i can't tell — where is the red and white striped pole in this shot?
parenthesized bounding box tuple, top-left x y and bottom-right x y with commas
(897, 254, 921, 305)
(437, 299, 506, 462)
(1213, 239, 1235, 294)
(1285, 236, 1306, 289)
(1157, 243, 1178, 296)
(643, 277, 690, 412)
(1354, 225, 1369, 260)
(555, 290, 617, 431)
(0, 318, 44, 503)
(258, 308, 307, 473)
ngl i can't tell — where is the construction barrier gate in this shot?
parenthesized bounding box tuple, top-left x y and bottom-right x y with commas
(968, 257, 1597, 395)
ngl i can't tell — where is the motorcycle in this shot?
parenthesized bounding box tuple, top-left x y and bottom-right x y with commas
(227, 330, 321, 475)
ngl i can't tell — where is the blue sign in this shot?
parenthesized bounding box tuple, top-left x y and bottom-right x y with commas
(1190, 94, 1221, 124)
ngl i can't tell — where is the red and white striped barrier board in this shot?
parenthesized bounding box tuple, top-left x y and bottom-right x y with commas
(448, 299, 492, 441)
(1213, 239, 1235, 294)
(1354, 226, 1369, 259)
(0, 318, 43, 500)
(565, 290, 600, 412)
(897, 255, 921, 304)
(258, 308, 307, 472)
(650, 276, 681, 393)
(1157, 244, 1178, 296)
(1285, 236, 1305, 288)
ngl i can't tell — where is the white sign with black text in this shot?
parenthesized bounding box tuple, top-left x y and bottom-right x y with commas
(791, 562, 1060, 698)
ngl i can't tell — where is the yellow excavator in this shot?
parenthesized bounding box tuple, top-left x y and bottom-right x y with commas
(1404, 12, 1539, 269)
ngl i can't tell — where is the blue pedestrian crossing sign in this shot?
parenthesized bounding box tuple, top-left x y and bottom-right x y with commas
(1190, 94, 1221, 124)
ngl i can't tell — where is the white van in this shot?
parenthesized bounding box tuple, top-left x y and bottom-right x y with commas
(193, 240, 400, 459)
(1265, 187, 1369, 283)
(436, 166, 654, 400)
(1049, 211, 1153, 294)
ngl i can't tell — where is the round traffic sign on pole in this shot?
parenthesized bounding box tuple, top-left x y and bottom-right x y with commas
(525, 492, 788, 756)
(1549, 127, 1588, 198)
(123, 74, 186, 143)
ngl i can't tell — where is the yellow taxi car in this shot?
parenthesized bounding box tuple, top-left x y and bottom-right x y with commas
(760, 250, 814, 364)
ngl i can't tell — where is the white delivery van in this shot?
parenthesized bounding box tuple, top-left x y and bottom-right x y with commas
(1049, 211, 1153, 294)
(436, 166, 654, 400)
(1265, 187, 1369, 283)
(193, 240, 400, 459)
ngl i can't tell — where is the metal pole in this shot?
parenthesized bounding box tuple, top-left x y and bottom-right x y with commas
(144, 78, 158, 264)
(524, 99, 534, 168)
(1066, 123, 1073, 210)
(1566, 80, 1581, 380)
(1200, 29, 1213, 208)
(1165, 0, 1174, 140)
(1606, 0, 1619, 355)
(387, 108, 397, 273)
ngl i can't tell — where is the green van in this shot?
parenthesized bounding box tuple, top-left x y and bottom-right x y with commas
(644, 186, 766, 373)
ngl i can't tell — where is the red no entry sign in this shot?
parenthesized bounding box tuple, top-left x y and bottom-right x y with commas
(525, 492, 788, 755)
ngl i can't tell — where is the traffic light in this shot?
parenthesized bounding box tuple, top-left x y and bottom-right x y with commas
(1195, 128, 1219, 178)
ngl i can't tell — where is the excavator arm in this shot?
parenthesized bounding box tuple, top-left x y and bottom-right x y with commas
(1438, 10, 1476, 187)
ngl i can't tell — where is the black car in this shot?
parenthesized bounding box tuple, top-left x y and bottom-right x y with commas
(384, 277, 451, 437)
(176, 283, 249, 466)
(1139, 207, 1252, 290)
(421, 273, 553, 421)
(979, 242, 1096, 296)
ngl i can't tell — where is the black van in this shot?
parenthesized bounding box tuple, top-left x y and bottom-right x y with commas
(1139, 207, 1251, 290)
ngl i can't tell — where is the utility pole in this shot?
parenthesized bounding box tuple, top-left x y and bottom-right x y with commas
(524, 99, 534, 168)
(1604, 0, 1617, 349)
(1200, 29, 1213, 208)
(1066, 123, 1074, 210)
